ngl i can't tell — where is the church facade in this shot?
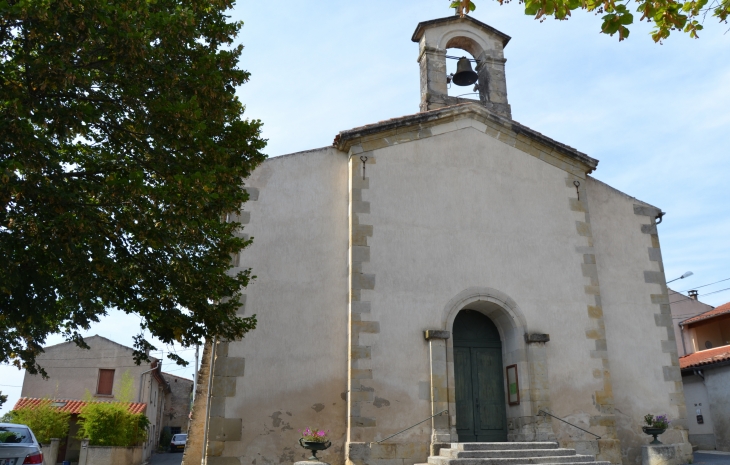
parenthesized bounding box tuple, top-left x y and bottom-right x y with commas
(185, 16, 692, 465)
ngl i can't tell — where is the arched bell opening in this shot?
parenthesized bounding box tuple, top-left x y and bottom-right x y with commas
(443, 35, 487, 101)
(445, 51, 481, 100)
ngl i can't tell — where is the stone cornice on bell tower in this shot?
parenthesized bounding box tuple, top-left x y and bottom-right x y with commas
(412, 16, 512, 118)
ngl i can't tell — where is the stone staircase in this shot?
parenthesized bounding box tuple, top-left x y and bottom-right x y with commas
(421, 442, 611, 465)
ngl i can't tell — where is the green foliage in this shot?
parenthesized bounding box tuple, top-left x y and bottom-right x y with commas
(77, 402, 150, 447)
(0, 391, 6, 409)
(450, 0, 478, 12)
(158, 427, 172, 451)
(115, 370, 135, 403)
(8, 403, 71, 444)
(644, 413, 670, 428)
(0, 0, 265, 376)
(453, 0, 729, 41)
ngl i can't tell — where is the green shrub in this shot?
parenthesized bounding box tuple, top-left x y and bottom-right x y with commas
(9, 402, 70, 444)
(77, 402, 150, 447)
(159, 427, 172, 451)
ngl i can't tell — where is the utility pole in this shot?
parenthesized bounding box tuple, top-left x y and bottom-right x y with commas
(193, 343, 200, 402)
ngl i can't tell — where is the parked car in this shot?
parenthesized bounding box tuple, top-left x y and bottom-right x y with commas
(0, 423, 43, 464)
(169, 433, 187, 452)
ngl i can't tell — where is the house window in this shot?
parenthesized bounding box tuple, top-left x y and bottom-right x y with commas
(97, 369, 115, 395)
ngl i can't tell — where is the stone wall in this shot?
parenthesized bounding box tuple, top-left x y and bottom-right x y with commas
(194, 110, 694, 465)
(79, 445, 143, 465)
(705, 364, 730, 451)
(162, 372, 194, 434)
(202, 148, 350, 465)
(586, 177, 691, 465)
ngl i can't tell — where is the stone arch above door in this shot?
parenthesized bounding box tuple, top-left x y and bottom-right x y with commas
(425, 287, 555, 446)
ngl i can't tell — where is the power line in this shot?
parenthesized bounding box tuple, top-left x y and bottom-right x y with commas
(669, 286, 730, 306)
(702, 286, 730, 297)
(679, 277, 730, 293)
(0, 384, 22, 388)
(162, 366, 193, 373)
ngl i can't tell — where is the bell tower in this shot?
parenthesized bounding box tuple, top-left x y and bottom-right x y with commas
(411, 16, 512, 118)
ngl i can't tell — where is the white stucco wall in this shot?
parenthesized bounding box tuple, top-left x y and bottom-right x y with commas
(21, 335, 158, 403)
(358, 126, 607, 445)
(586, 177, 689, 464)
(705, 365, 730, 451)
(681, 374, 715, 449)
(223, 147, 350, 464)
(210, 118, 690, 465)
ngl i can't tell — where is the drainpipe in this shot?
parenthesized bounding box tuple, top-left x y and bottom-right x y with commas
(137, 363, 159, 403)
(679, 323, 688, 356)
(694, 369, 704, 381)
(201, 337, 217, 465)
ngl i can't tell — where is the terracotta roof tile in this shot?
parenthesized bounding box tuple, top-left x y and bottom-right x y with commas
(679, 344, 730, 370)
(13, 398, 147, 415)
(682, 301, 730, 325)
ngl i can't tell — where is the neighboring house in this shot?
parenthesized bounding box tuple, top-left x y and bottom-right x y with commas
(185, 15, 691, 465)
(13, 397, 147, 463)
(161, 373, 194, 436)
(17, 335, 191, 461)
(671, 295, 730, 451)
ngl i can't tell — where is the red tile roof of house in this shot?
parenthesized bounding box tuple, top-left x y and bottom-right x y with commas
(679, 344, 730, 370)
(13, 398, 147, 415)
(682, 301, 730, 326)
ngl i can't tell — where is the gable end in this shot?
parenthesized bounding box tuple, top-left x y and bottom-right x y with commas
(334, 103, 598, 177)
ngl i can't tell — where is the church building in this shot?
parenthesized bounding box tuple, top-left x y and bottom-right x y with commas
(184, 15, 692, 465)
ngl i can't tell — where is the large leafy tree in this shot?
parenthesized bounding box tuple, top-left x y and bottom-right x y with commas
(452, 0, 729, 40)
(1, 0, 265, 376)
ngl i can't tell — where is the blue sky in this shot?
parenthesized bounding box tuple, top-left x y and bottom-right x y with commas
(2, 0, 728, 415)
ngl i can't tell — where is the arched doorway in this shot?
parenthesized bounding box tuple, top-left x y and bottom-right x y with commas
(453, 309, 508, 442)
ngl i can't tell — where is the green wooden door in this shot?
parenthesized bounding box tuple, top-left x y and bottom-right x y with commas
(453, 310, 508, 442)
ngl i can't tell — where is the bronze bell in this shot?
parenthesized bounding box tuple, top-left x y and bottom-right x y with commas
(452, 57, 478, 86)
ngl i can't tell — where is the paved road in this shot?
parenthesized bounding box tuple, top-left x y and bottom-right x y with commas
(148, 451, 184, 465)
(694, 452, 730, 465)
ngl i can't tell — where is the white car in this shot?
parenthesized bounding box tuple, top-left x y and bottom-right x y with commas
(0, 423, 43, 464)
(169, 433, 187, 452)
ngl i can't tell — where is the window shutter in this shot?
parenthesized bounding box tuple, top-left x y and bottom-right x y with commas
(97, 369, 115, 395)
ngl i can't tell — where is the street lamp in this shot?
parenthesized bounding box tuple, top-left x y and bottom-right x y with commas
(667, 271, 693, 284)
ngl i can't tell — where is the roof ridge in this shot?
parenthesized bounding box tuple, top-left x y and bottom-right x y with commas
(161, 371, 194, 382)
(333, 102, 598, 174)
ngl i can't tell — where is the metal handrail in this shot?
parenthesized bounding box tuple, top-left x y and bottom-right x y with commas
(376, 409, 448, 443)
(537, 409, 601, 440)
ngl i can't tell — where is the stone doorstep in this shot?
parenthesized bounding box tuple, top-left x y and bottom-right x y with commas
(453, 443, 560, 451)
(419, 461, 610, 465)
(427, 455, 597, 465)
(443, 449, 578, 459)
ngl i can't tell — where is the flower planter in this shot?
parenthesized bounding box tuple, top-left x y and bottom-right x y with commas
(298, 438, 331, 461)
(642, 426, 667, 445)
